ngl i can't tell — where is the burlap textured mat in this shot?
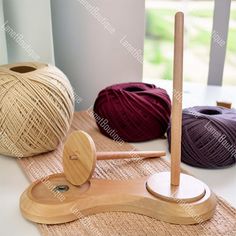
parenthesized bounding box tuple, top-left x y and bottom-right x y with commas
(18, 112, 236, 236)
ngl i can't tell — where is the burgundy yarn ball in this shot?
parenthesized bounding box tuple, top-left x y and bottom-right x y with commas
(93, 82, 171, 142)
(167, 106, 236, 169)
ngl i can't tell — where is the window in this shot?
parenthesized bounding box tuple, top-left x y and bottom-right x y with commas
(224, 3, 236, 86)
(144, 0, 236, 86)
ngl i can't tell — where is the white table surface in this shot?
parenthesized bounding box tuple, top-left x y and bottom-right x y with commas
(0, 79, 236, 236)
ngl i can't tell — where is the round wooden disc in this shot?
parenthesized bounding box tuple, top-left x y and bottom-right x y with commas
(146, 172, 206, 203)
(63, 130, 97, 186)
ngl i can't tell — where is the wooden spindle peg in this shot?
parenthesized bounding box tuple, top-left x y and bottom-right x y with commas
(171, 11, 184, 186)
(63, 130, 166, 186)
(96, 150, 166, 160)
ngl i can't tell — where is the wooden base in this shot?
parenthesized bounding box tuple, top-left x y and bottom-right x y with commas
(20, 172, 217, 225)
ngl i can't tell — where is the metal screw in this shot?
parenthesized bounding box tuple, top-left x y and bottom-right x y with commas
(53, 185, 69, 193)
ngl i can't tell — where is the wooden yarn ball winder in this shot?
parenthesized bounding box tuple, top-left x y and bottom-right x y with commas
(20, 12, 217, 225)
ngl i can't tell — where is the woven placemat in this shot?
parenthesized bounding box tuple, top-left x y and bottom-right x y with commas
(17, 111, 236, 236)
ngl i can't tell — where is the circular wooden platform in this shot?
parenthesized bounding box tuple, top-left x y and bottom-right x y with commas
(146, 172, 206, 203)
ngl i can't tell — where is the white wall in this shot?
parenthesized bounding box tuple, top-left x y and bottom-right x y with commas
(208, 0, 231, 86)
(51, 0, 145, 110)
(3, 0, 54, 64)
(0, 0, 8, 64)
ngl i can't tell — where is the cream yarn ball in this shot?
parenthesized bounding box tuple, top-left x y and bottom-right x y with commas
(0, 62, 75, 157)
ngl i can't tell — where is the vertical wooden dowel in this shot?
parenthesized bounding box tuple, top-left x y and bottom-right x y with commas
(171, 12, 184, 186)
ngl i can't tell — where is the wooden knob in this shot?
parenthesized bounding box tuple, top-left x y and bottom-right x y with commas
(216, 101, 232, 109)
(63, 131, 97, 186)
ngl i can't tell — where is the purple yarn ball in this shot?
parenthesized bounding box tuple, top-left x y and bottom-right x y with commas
(167, 106, 236, 168)
(93, 82, 171, 142)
